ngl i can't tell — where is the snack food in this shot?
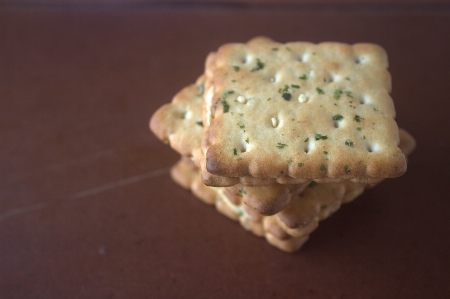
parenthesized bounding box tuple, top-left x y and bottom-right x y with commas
(149, 37, 416, 252)
(202, 37, 406, 185)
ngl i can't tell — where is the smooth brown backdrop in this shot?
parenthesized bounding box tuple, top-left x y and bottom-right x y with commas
(1, 3, 449, 299)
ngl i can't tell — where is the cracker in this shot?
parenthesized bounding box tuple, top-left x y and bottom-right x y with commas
(150, 75, 205, 165)
(223, 182, 308, 216)
(170, 157, 216, 205)
(203, 37, 406, 182)
(168, 128, 415, 252)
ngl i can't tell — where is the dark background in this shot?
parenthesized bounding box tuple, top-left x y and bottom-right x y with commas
(1, 1, 449, 298)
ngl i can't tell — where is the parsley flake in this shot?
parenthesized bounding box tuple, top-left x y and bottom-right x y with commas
(354, 115, 363, 122)
(250, 58, 265, 72)
(357, 127, 362, 131)
(304, 138, 309, 142)
(272, 47, 279, 51)
(291, 84, 300, 88)
(345, 91, 353, 98)
(267, 98, 271, 101)
(238, 189, 247, 194)
(299, 74, 308, 80)
(334, 88, 343, 99)
(221, 90, 229, 99)
(345, 139, 354, 147)
(196, 121, 203, 127)
(231, 79, 236, 83)
(344, 165, 351, 174)
(233, 148, 237, 155)
(345, 77, 350, 80)
(245, 138, 249, 143)
(197, 82, 204, 96)
(316, 87, 325, 94)
(298, 163, 304, 167)
(315, 134, 328, 140)
(286, 47, 291, 51)
(332, 114, 343, 121)
(320, 164, 326, 171)
(221, 100, 229, 113)
(233, 65, 240, 72)
(282, 93, 292, 101)
(276, 143, 287, 149)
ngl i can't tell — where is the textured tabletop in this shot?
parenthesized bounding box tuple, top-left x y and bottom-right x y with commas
(1, 3, 449, 298)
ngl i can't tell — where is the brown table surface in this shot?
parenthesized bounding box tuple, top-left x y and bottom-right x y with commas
(1, 4, 450, 299)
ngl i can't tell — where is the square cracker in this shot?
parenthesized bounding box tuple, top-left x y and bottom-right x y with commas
(150, 75, 206, 165)
(169, 128, 415, 252)
(203, 37, 406, 181)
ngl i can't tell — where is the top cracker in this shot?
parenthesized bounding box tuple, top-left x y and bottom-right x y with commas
(204, 38, 406, 180)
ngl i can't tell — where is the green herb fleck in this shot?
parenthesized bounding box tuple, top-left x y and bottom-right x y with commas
(315, 134, 328, 140)
(267, 98, 271, 101)
(345, 139, 354, 147)
(238, 189, 247, 194)
(245, 138, 249, 143)
(233, 148, 237, 155)
(299, 74, 308, 80)
(344, 165, 351, 174)
(298, 163, 304, 167)
(291, 84, 300, 88)
(345, 91, 353, 98)
(334, 88, 343, 99)
(332, 114, 344, 121)
(309, 181, 318, 187)
(354, 115, 363, 122)
(250, 58, 265, 72)
(287, 159, 293, 164)
(231, 79, 236, 83)
(345, 77, 350, 80)
(196, 121, 203, 127)
(282, 93, 292, 101)
(276, 143, 287, 149)
(304, 138, 309, 142)
(221, 100, 229, 113)
(221, 90, 229, 99)
(324, 151, 328, 154)
(320, 164, 326, 171)
(316, 87, 325, 94)
(286, 47, 291, 51)
(357, 127, 362, 131)
(233, 65, 240, 72)
(239, 124, 245, 129)
(197, 82, 204, 96)
(272, 47, 279, 51)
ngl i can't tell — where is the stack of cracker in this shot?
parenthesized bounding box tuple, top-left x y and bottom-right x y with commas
(150, 37, 416, 252)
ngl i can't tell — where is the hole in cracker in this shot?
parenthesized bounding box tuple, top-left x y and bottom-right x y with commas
(304, 142, 312, 153)
(240, 55, 249, 64)
(296, 53, 307, 62)
(367, 143, 378, 153)
(181, 110, 191, 119)
(359, 95, 368, 104)
(324, 73, 333, 83)
(269, 73, 280, 82)
(239, 143, 247, 153)
(355, 56, 366, 64)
